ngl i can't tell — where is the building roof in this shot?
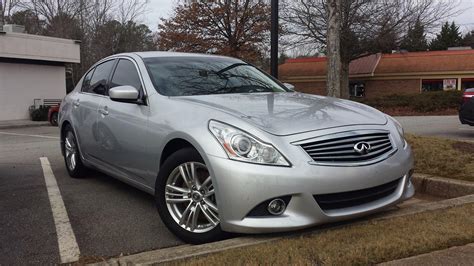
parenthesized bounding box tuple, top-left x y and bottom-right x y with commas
(279, 49, 474, 79)
(0, 32, 80, 64)
(375, 50, 474, 74)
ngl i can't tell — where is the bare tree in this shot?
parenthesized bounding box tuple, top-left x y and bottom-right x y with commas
(283, 0, 460, 98)
(116, 0, 148, 24)
(10, 0, 153, 86)
(1, 0, 22, 25)
(326, 0, 342, 97)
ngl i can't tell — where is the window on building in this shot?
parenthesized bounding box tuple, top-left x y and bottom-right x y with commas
(349, 82, 365, 97)
(421, 79, 443, 92)
(462, 78, 474, 90)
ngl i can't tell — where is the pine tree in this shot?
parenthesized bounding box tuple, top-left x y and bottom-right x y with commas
(462, 30, 474, 49)
(429, 21, 463, 51)
(401, 19, 428, 51)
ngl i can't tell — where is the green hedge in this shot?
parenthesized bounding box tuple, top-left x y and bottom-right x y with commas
(29, 105, 50, 121)
(353, 91, 462, 112)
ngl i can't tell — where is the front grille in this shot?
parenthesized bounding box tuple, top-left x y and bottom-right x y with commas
(313, 178, 400, 211)
(300, 131, 394, 165)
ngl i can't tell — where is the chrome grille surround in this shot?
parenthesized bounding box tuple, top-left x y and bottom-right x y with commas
(294, 130, 397, 166)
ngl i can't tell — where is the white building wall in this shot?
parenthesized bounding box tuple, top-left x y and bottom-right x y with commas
(0, 63, 66, 121)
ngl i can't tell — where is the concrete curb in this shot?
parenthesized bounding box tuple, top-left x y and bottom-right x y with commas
(379, 243, 474, 266)
(91, 187, 474, 265)
(0, 121, 50, 130)
(412, 174, 474, 198)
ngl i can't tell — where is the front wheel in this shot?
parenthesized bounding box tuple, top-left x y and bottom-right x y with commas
(156, 148, 226, 244)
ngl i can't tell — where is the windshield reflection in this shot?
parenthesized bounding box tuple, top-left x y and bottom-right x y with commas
(144, 57, 289, 96)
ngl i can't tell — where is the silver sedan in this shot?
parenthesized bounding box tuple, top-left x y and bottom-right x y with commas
(59, 52, 414, 243)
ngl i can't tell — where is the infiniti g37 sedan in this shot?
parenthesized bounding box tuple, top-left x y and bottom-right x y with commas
(59, 52, 414, 243)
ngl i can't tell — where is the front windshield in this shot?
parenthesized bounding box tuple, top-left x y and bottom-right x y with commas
(143, 56, 289, 96)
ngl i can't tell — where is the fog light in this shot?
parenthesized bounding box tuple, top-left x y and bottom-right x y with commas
(267, 198, 286, 215)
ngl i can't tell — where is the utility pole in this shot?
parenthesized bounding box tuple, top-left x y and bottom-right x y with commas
(270, 0, 278, 79)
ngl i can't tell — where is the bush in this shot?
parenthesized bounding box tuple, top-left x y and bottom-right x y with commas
(29, 105, 50, 121)
(353, 91, 462, 112)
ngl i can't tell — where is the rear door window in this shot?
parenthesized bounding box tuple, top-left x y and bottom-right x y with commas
(81, 69, 95, 92)
(88, 60, 116, 95)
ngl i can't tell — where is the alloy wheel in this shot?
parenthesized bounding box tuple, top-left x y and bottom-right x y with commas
(64, 131, 78, 171)
(165, 162, 219, 233)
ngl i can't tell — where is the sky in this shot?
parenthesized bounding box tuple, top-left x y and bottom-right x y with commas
(145, 0, 474, 32)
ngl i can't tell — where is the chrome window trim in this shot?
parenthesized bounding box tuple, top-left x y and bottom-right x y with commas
(110, 56, 149, 101)
(292, 129, 398, 167)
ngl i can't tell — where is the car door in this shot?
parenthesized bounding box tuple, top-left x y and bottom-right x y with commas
(74, 59, 116, 161)
(96, 58, 150, 182)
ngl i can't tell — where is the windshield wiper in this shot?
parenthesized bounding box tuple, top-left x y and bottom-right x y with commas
(216, 63, 248, 75)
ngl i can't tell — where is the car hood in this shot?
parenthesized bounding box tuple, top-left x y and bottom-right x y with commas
(176, 92, 387, 136)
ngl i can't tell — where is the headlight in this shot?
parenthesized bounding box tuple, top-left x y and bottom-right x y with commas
(387, 115, 407, 148)
(209, 120, 290, 166)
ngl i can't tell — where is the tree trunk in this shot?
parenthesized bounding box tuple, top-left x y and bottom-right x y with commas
(340, 60, 350, 99)
(0, 1, 4, 26)
(326, 0, 342, 98)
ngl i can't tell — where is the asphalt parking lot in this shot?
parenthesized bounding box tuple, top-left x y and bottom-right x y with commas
(395, 115, 474, 142)
(0, 115, 471, 264)
(0, 126, 182, 264)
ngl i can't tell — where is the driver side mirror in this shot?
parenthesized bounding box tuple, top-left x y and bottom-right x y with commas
(109, 85, 140, 103)
(283, 83, 295, 91)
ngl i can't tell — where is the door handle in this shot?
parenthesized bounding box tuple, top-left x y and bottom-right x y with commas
(99, 106, 109, 116)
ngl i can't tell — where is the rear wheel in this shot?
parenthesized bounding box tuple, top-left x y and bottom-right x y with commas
(156, 148, 225, 244)
(50, 112, 58, 126)
(62, 125, 87, 178)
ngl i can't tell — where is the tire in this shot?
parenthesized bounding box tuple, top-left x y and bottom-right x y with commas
(50, 112, 58, 126)
(156, 148, 226, 244)
(62, 124, 87, 178)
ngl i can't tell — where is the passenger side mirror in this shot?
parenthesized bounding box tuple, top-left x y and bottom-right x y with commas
(283, 83, 295, 91)
(109, 85, 140, 103)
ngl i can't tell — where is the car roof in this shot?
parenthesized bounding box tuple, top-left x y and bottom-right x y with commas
(120, 51, 238, 60)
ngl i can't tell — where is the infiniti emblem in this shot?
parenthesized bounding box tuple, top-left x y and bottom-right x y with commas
(354, 142, 371, 155)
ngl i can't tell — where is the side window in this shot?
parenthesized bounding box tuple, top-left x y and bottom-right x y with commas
(110, 59, 143, 91)
(89, 60, 116, 95)
(81, 69, 95, 92)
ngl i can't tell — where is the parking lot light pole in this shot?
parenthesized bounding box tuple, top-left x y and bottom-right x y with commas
(270, 0, 278, 79)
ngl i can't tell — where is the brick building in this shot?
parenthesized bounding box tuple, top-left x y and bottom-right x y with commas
(279, 49, 474, 98)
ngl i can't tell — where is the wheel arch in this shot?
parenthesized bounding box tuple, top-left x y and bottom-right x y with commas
(60, 120, 72, 156)
(159, 138, 197, 167)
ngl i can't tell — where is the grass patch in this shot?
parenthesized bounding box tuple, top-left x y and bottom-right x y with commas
(169, 203, 474, 265)
(406, 134, 474, 182)
(353, 91, 462, 115)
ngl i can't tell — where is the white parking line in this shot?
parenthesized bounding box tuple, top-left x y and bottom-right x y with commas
(40, 157, 80, 263)
(0, 131, 59, 139)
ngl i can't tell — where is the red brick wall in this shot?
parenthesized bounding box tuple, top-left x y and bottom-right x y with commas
(288, 79, 421, 98)
(290, 81, 327, 95)
(364, 79, 420, 98)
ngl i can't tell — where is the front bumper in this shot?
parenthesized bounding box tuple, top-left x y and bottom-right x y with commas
(207, 144, 414, 234)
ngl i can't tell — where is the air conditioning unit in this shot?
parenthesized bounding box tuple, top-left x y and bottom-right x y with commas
(2, 24, 25, 33)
